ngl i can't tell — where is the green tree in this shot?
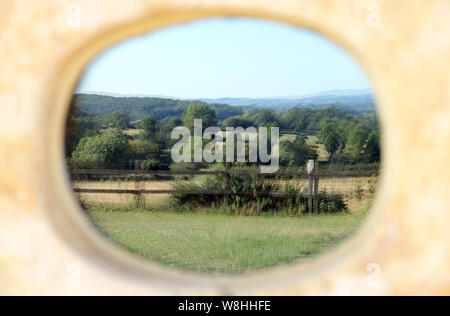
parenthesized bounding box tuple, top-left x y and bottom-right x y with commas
(65, 106, 100, 156)
(163, 116, 183, 129)
(103, 111, 129, 130)
(157, 117, 183, 148)
(317, 119, 342, 155)
(365, 128, 380, 162)
(141, 159, 160, 171)
(129, 139, 161, 161)
(137, 116, 158, 141)
(223, 116, 253, 128)
(346, 123, 370, 162)
(182, 103, 218, 132)
(282, 108, 310, 131)
(252, 109, 282, 127)
(280, 137, 318, 167)
(138, 116, 183, 148)
(69, 133, 130, 169)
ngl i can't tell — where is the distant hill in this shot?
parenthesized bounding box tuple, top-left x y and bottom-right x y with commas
(72, 94, 245, 121)
(72, 89, 376, 123)
(195, 89, 376, 111)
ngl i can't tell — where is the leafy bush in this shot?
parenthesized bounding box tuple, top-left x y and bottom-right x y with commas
(141, 159, 160, 171)
(317, 190, 349, 214)
(171, 174, 348, 215)
(129, 139, 161, 161)
(69, 133, 130, 169)
(279, 137, 318, 167)
(171, 176, 226, 209)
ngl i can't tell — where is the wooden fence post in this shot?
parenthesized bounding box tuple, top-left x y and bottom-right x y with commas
(313, 161, 320, 213)
(225, 162, 232, 191)
(135, 160, 143, 207)
(224, 162, 232, 206)
(307, 160, 315, 214)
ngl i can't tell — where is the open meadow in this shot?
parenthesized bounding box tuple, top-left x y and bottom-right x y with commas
(73, 176, 373, 273)
(88, 206, 370, 274)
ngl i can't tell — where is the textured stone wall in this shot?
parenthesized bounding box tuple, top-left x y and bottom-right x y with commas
(0, 0, 449, 295)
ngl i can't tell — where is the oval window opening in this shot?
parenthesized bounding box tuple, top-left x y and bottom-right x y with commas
(65, 17, 381, 275)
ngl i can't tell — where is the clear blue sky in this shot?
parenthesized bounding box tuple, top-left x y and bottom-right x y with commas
(76, 17, 370, 99)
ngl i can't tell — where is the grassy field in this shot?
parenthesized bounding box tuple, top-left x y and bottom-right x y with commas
(75, 169, 374, 273)
(88, 206, 369, 274)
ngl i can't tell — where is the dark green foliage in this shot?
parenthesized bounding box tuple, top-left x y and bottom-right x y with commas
(137, 116, 183, 148)
(141, 159, 160, 171)
(182, 103, 218, 132)
(171, 177, 225, 208)
(102, 111, 130, 129)
(223, 116, 254, 128)
(317, 190, 349, 213)
(315, 113, 380, 165)
(346, 122, 370, 161)
(280, 136, 318, 167)
(228, 176, 346, 214)
(282, 106, 355, 132)
(365, 128, 381, 163)
(209, 103, 245, 121)
(67, 94, 381, 173)
(69, 133, 130, 169)
(171, 174, 348, 215)
(73, 94, 244, 122)
(317, 118, 344, 155)
(65, 106, 100, 156)
(136, 117, 157, 138)
(129, 139, 161, 161)
(251, 109, 283, 128)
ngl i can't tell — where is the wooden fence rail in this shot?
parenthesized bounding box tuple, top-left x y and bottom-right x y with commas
(71, 160, 376, 213)
(70, 169, 309, 177)
(72, 188, 340, 199)
(70, 169, 374, 178)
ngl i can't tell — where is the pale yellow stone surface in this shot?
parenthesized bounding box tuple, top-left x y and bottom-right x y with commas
(0, 0, 449, 295)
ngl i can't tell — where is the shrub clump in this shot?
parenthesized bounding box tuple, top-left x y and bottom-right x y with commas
(171, 173, 348, 215)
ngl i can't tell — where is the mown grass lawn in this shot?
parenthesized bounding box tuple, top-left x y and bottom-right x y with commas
(88, 207, 368, 274)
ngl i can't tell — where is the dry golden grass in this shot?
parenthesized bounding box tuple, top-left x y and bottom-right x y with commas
(280, 134, 297, 142)
(306, 135, 330, 161)
(73, 180, 174, 205)
(123, 129, 143, 136)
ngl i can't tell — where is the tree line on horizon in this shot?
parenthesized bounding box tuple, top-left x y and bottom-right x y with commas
(66, 96, 380, 172)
